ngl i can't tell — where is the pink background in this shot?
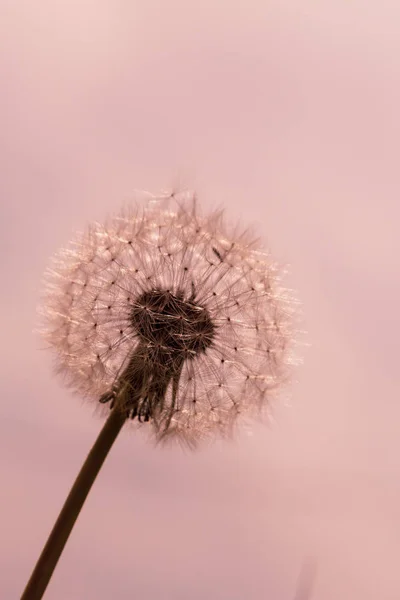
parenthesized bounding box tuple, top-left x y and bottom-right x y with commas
(1, 1, 400, 598)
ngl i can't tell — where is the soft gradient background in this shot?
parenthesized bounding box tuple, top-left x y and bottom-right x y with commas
(1, 1, 399, 598)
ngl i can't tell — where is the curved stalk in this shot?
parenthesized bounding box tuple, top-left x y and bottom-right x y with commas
(21, 408, 127, 600)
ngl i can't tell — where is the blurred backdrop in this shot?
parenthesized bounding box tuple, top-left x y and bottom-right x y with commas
(1, 1, 399, 598)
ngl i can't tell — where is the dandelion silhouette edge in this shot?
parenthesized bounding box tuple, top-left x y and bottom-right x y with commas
(40, 191, 296, 446)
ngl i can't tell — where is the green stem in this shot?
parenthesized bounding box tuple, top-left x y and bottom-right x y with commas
(21, 408, 127, 600)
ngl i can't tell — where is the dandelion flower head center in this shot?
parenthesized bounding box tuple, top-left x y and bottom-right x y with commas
(130, 288, 215, 361)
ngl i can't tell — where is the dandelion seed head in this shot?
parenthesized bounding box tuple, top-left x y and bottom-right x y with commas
(40, 190, 297, 446)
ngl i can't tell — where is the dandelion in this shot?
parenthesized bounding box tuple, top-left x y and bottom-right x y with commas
(21, 190, 296, 599)
(43, 191, 294, 443)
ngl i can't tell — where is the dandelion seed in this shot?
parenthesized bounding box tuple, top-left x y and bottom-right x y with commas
(41, 190, 295, 445)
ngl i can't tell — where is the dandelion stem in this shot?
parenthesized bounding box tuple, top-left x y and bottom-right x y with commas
(20, 408, 127, 600)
